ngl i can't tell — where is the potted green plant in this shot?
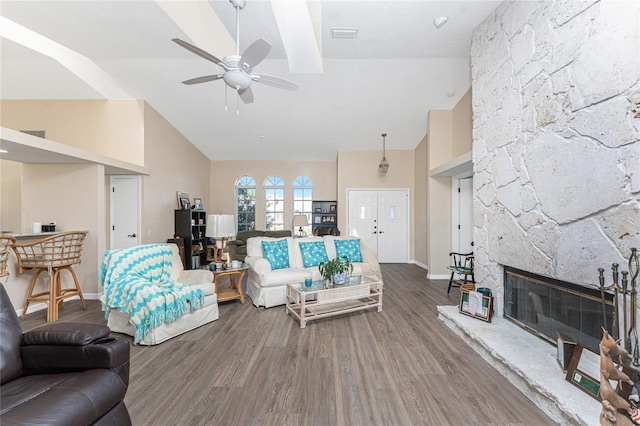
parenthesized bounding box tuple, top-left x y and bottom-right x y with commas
(319, 256, 353, 286)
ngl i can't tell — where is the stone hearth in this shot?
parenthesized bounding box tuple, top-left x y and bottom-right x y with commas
(438, 305, 598, 425)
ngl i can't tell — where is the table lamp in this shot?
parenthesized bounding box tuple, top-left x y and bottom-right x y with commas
(206, 214, 236, 261)
(292, 214, 309, 237)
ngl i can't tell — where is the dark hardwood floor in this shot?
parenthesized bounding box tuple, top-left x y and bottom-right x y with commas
(21, 264, 554, 426)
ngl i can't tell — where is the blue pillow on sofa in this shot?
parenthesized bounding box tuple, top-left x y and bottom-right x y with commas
(298, 241, 329, 268)
(334, 239, 363, 262)
(262, 239, 290, 270)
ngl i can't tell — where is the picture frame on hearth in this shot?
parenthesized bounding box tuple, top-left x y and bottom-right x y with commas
(565, 344, 637, 401)
(459, 290, 493, 322)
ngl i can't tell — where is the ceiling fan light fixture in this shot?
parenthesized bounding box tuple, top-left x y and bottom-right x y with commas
(378, 132, 389, 176)
(222, 70, 252, 90)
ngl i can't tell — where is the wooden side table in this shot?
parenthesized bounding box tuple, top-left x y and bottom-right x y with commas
(213, 266, 248, 303)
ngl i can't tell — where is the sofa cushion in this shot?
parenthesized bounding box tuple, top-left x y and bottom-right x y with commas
(298, 241, 329, 268)
(262, 239, 290, 270)
(334, 238, 363, 263)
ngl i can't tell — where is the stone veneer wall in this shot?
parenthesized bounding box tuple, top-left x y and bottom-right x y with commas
(471, 0, 640, 316)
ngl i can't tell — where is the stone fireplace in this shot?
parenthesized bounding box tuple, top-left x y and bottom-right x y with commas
(470, 0, 640, 335)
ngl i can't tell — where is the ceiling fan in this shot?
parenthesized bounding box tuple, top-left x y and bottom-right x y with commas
(172, 0, 298, 105)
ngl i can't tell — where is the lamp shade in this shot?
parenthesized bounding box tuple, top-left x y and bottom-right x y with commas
(206, 214, 236, 238)
(292, 214, 309, 228)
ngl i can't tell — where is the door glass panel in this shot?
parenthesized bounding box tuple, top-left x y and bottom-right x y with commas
(389, 206, 395, 220)
(360, 207, 365, 219)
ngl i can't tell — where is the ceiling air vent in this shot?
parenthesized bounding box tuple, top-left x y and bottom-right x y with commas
(330, 27, 358, 39)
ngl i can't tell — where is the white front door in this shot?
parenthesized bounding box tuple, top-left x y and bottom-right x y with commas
(110, 176, 141, 249)
(347, 189, 409, 263)
(347, 190, 378, 254)
(376, 190, 408, 263)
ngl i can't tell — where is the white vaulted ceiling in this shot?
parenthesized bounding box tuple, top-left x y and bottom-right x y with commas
(0, 0, 501, 161)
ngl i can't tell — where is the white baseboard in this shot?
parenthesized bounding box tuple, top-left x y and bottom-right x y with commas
(427, 273, 450, 280)
(16, 293, 100, 318)
(412, 261, 428, 271)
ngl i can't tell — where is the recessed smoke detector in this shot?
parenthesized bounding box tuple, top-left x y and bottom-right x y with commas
(331, 27, 359, 39)
(434, 16, 449, 29)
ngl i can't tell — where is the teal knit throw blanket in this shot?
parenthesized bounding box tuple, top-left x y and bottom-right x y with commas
(99, 244, 205, 344)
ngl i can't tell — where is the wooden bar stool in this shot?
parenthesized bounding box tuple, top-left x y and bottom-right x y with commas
(0, 235, 16, 282)
(12, 231, 87, 321)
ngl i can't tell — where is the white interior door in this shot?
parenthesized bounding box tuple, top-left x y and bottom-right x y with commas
(376, 190, 408, 263)
(110, 176, 141, 249)
(347, 190, 378, 254)
(453, 177, 474, 254)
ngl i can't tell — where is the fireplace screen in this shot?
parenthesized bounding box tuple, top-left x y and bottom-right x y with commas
(504, 266, 614, 352)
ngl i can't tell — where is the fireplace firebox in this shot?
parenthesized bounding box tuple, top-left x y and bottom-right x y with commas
(504, 266, 614, 352)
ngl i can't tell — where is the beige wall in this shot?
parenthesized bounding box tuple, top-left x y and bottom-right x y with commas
(427, 110, 454, 276)
(426, 88, 474, 276)
(0, 100, 145, 166)
(413, 136, 428, 268)
(1, 101, 211, 311)
(337, 149, 415, 260)
(452, 89, 473, 158)
(0, 160, 22, 233)
(210, 160, 336, 231)
(4, 163, 105, 310)
(142, 104, 211, 244)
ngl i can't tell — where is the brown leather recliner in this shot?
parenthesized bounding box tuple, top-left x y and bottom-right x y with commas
(0, 284, 132, 425)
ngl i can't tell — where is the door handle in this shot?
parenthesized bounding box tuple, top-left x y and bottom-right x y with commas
(127, 233, 137, 238)
(372, 231, 377, 234)
(379, 231, 384, 234)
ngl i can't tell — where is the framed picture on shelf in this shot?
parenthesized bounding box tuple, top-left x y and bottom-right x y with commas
(315, 217, 321, 224)
(177, 191, 190, 209)
(193, 198, 203, 210)
(329, 204, 336, 213)
(329, 216, 335, 223)
(321, 216, 328, 223)
(315, 207, 322, 213)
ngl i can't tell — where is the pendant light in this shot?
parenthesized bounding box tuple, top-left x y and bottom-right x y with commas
(378, 132, 389, 176)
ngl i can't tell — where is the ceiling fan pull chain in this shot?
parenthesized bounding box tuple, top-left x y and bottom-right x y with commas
(225, 85, 228, 111)
(236, 89, 240, 115)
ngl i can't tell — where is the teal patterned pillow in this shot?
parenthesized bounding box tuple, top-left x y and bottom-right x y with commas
(299, 241, 329, 268)
(262, 239, 290, 270)
(334, 239, 363, 262)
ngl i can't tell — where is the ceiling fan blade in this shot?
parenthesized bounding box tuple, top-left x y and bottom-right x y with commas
(251, 73, 298, 91)
(172, 38, 230, 71)
(182, 75, 224, 85)
(240, 38, 272, 73)
(238, 87, 254, 104)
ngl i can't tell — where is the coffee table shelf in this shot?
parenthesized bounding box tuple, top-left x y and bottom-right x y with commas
(285, 276, 383, 329)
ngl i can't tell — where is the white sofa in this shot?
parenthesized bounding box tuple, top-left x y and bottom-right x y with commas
(104, 244, 219, 345)
(244, 236, 382, 308)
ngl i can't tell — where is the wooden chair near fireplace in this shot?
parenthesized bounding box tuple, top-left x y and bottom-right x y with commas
(446, 252, 475, 294)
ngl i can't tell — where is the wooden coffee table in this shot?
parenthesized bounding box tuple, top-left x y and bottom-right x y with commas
(285, 276, 383, 329)
(213, 266, 248, 303)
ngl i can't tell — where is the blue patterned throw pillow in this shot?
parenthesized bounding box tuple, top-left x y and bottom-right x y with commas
(299, 241, 329, 268)
(334, 239, 363, 263)
(262, 239, 290, 270)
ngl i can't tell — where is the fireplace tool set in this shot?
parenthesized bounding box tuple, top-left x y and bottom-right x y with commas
(599, 248, 640, 367)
